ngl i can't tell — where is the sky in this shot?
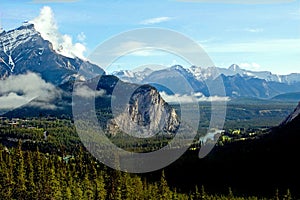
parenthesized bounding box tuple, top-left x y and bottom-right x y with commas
(0, 0, 300, 74)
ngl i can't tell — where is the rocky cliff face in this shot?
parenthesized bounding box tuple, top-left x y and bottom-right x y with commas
(107, 84, 180, 137)
(281, 101, 300, 126)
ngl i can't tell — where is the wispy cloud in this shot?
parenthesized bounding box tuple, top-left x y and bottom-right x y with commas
(0, 73, 59, 110)
(160, 92, 230, 103)
(244, 28, 264, 33)
(226, 28, 264, 33)
(73, 84, 106, 99)
(239, 62, 261, 71)
(176, 0, 295, 4)
(140, 17, 172, 25)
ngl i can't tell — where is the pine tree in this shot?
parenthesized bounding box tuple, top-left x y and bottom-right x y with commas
(172, 188, 179, 200)
(148, 183, 160, 200)
(43, 156, 62, 199)
(283, 189, 292, 200)
(194, 185, 201, 200)
(131, 175, 144, 200)
(274, 189, 280, 200)
(201, 185, 207, 200)
(94, 171, 107, 200)
(33, 147, 44, 199)
(24, 151, 36, 199)
(0, 149, 7, 198)
(70, 164, 83, 200)
(62, 164, 73, 200)
(82, 172, 94, 200)
(228, 187, 235, 199)
(121, 172, 133, 200)
(13, 141, 26, 200)
(62, 186, 72, 200)
(49, 157, 62, 199)
(1, 152, 14, 199)
(0, 150, 4, 188)
(159, 171, 172, 200)
(107, 170, 123, 200)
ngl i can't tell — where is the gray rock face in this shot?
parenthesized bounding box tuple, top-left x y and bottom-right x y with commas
(281, 102, 300, 126)
(108, 85, 180, 137)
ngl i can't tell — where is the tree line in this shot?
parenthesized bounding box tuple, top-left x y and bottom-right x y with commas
(0, 142, 294, 200)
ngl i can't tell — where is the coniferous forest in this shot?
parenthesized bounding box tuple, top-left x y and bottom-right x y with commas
(0, 142, 294, 200)
(0, 101, 299, 200)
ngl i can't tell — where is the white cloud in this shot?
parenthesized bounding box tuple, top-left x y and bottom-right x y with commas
(160, 92, 230, 103)
(73, 84, 106, 98)
(244, 28, 264, 33)
(239, 62, 261, 71)
(0, 73, 59, 110)
(30, 6, 86, 59)
(140, 17, 172, 25)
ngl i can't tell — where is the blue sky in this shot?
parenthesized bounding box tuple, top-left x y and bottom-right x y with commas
(0, 0, 300, 74)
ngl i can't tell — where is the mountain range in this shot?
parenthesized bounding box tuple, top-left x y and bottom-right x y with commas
(113, 64, 300, 99)
(0, 23, 179, 134)
(1, 20, 300, 196)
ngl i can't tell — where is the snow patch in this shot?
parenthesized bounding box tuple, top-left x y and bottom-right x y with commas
(8, 55, 15, 72)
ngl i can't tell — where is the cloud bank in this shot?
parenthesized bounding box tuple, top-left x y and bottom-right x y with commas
(73, 84, 106, 99)
(0, 73, 59, 110)
(160, 92, 230, 103)
(31, 6, 86, 59)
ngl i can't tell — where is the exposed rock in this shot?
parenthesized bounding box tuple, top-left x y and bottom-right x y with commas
(108, 85, 180, 137)
(280, 101, 300, 126)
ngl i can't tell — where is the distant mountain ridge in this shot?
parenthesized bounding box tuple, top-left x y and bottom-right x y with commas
(272, 92, 300, 102)
(113, 64, 300, 99)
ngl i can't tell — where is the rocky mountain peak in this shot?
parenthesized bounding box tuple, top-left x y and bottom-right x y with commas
(228, 64, 241, 71)
(108, 84, 180, 137)
(0, 24, 104, 85)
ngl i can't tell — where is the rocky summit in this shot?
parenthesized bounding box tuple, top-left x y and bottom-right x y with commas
(108, 84, 180, 136)
(0, 23, 104, 85)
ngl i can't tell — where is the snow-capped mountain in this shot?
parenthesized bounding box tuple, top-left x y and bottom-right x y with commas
(112, 67, 153, 83)
(112, 64, 300, 99)
(0, 23, 104, 85)
(189, 64, 300, 84)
